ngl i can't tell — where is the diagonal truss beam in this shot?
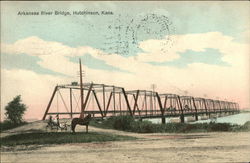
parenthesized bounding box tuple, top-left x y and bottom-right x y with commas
(72, 91, 80, 112)
(163, 96, 168, 114)
(202, 98, 208, 115)
(80, 83, 93, 118)
(132, 92, 141, 116)
(92, 90, 104, 117)
(105, 92, 113, 116)
(156, 92, 164, 115)
(58, 89, 70, 113)
(132, 90, 140, 115)
(122, 88, 133, 116)
(42, 86, 58, 120)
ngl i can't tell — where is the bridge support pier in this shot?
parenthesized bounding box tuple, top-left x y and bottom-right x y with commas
(180, 115, 185, 123)
(161, 117, 166, 124)
(195, 114, 198, 121)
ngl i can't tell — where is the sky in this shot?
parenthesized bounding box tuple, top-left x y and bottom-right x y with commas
(1, 1, 250, 120)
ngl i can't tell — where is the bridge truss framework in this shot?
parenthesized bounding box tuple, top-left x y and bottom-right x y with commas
(42, 82, 240, 123)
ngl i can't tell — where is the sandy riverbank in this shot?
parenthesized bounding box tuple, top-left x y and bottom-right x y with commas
(1, 121, 250, 162)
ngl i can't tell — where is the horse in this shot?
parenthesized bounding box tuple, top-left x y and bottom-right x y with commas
(71, 114, 92, 133)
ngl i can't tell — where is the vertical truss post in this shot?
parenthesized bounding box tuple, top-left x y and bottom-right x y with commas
(222, 101, 225, 112)
(192, 97, 198, 121)
(170, 97, 173, 115)
(218, 101, 222, 114)
(228, 102, 230, 112)
(177, 96, 184, 123)
(103, 85, 105, 114)
(231, 102, 234, 113)
(227, 102, 231, 113)
(42, 86, 58, 120)
(208, 100, 212, 118)
(150, 92, 153, 115)
(113, 86, 116, 115)
(163, 96, 168, 113)
(236, 103, 240, 113)
(189, 98, 193, 113)
(145, 92, 147, 115)
(153, 93, 156, 115)
(70, 88, 73, 118)
(203, 98, 208, 116)
(212, 100, 216, 113)
(119, 92, 121, 115)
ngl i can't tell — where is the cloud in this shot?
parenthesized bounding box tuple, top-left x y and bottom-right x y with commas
(2, 32, 242, 69)
(1, 31, 249, 120)
(137, 32, 237, 63)
(1, 36, 77, 56)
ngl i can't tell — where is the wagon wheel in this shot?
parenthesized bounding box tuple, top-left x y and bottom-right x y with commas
(62, 124, 67, 131)
(46, 124, 53, 132)
(67, 124, 71, 131)
(56, 126, 60, 132)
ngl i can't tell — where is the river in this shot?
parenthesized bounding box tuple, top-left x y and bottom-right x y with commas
(146, 113, 250, 125)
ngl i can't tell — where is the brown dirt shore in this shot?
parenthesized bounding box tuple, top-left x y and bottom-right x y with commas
(1, 121, 250, 163)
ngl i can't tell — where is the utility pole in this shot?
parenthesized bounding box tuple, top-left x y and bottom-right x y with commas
(79, 59, 84, 119)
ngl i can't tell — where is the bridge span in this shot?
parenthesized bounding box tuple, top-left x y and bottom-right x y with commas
(42, 82, 239, 123)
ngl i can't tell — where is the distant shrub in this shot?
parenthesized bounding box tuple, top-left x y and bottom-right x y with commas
(131, 121, 157, 133)
(243, 121, 250, 128)
(179, 124, 198, 132)
(0, 120, 27, 131)
(113, 116, 134, 131)
(207, 122, 232, 131)
(163, 123, 179, 132)
(90, 116, 250, 133)
(237, 121, 250, 131)
(5, 95, 27, 125)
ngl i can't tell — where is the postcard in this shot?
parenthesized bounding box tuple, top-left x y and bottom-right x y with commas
(1, 1, 250, 162)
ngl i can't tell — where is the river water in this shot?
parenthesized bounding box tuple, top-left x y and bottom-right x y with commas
(146, 113, 250, 125)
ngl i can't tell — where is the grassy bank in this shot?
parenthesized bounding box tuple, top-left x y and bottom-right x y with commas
(0, 121, 27, 131)
(1, 132, 136, 146)
(90, 116, 250, 133)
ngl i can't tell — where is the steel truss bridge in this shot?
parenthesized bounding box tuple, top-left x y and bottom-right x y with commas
(43, 82, 240, 123)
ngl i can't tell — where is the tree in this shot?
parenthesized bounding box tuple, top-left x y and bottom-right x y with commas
(5, 95, 27, 124)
